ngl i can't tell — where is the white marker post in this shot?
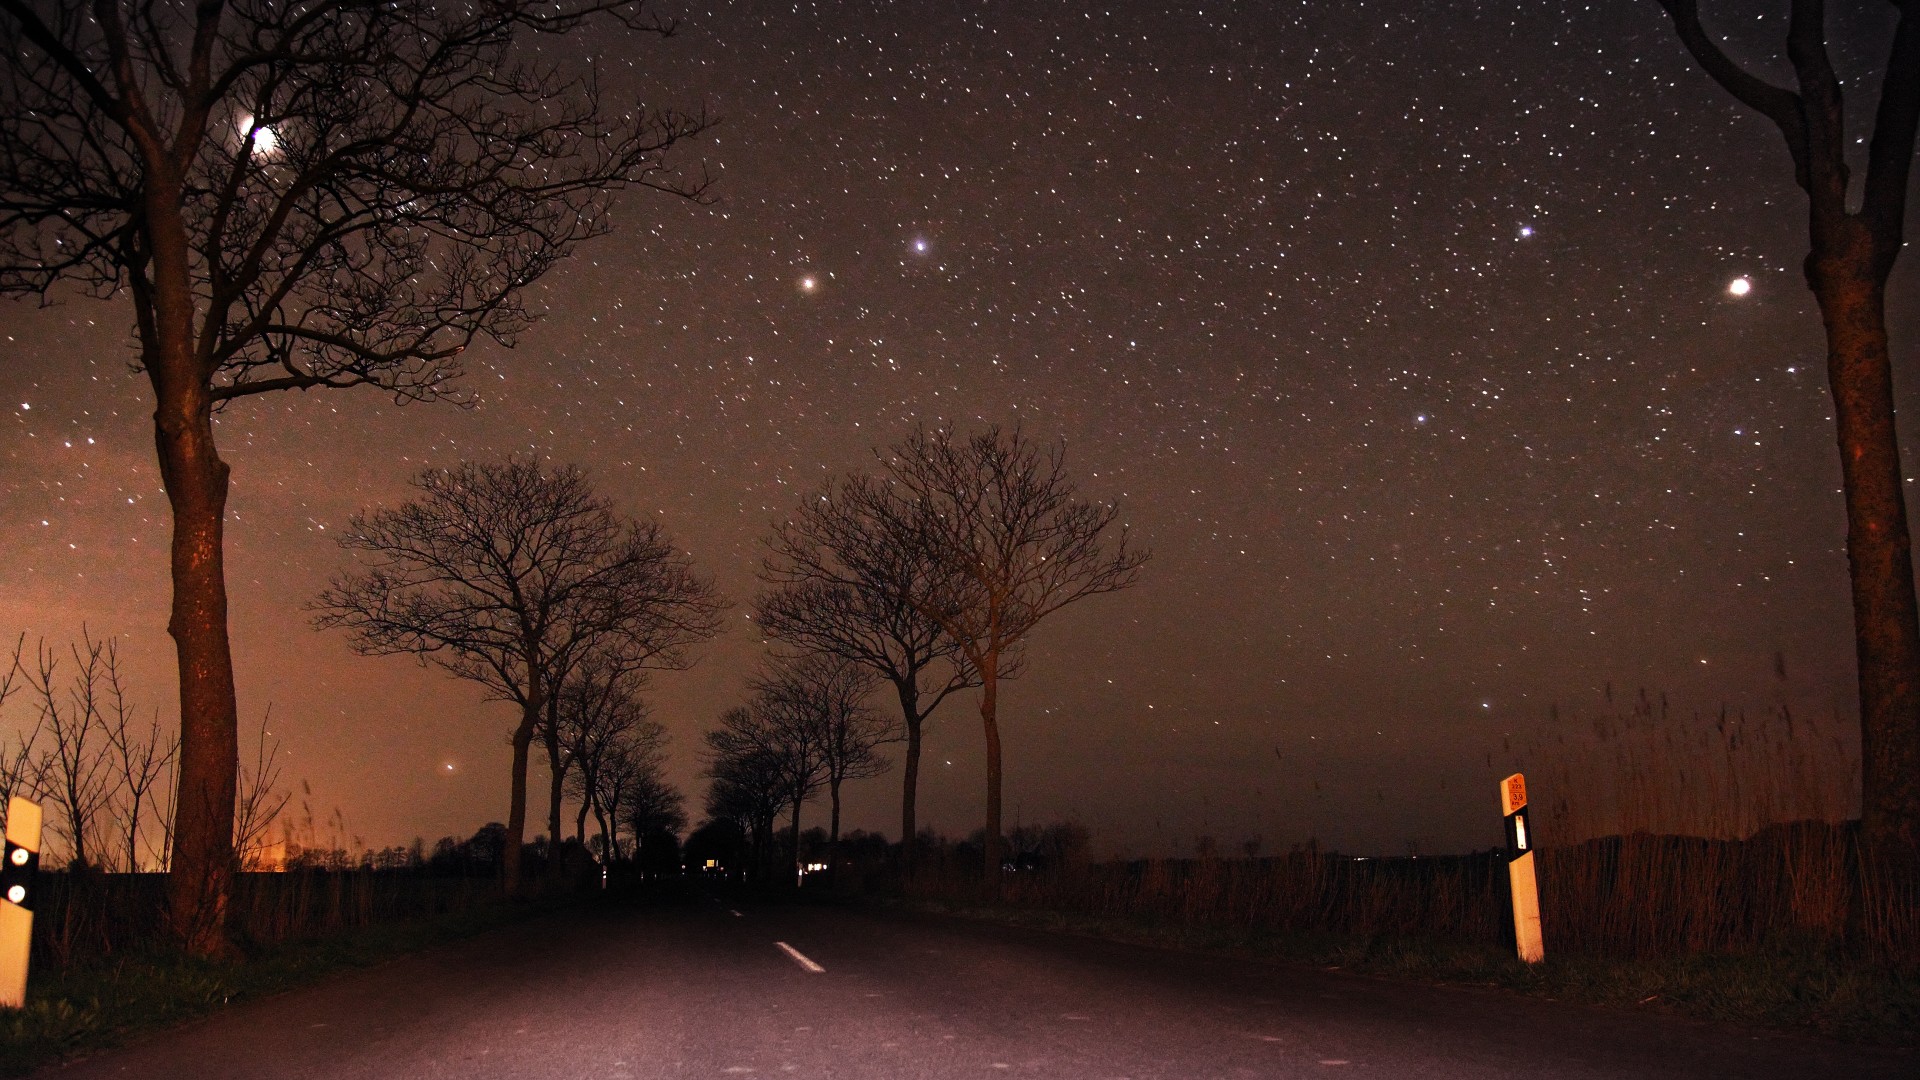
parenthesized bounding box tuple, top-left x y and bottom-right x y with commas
(1500, 773, 1544, 964)
(0, 796, 43, 1008)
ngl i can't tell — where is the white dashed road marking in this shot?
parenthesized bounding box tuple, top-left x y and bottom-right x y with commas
(776, 941, 826, 973)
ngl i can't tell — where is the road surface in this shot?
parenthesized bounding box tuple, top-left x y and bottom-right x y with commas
(35, 890, 1915, 1078)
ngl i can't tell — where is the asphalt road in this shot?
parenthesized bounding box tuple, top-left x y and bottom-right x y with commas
(36, 890, 1916, 1079)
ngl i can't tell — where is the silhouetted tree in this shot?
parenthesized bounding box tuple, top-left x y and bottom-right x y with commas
(22, 634, 117, 870)
(875, 425, 1146, 892)
(704, 689, 839, 885)
(556, 659, 672, 865)
(99, 646, 177, 873)
(314, 458, 722, 894)
(1653, 0, 1920, 876)
(0, 0, 708, 951)
(756, 653, 893, 878)
(626, 768, 688, 876)
(760, 480, 978, 869)
(555, 661, 637, 846)
(231, 710, 290, 871)
(0, 639, 36, 821)
(702, 707, 790, 883)
(627, 760, 689, 842)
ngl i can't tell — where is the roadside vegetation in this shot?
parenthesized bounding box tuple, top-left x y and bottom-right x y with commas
(887, 830, 1918, 1045)
(852, 691, 1918, 1045)
(0, 843, 619, 1078)
(0, 624, 692, 1074)
(0, 878, 567, 1078)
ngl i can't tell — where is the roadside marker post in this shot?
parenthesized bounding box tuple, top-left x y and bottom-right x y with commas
(1500, 773, 1544, 964)
(0, 796, 42, 1008)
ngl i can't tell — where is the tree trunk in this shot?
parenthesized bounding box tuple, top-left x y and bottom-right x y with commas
(543, 713, 566, 879)
(576, 794, 591, 846)
(897, 680, 923, 872)
(503, 704, 538, 895)
(980, 661, 1002, 898)
(789, 797, 804, 886)
(828, 777, 843, 886)
(149, 183, 240, 955)
(1810, 224, 1920, 874)
(592, 796, 612, 866)
(126, 801, 140, 876)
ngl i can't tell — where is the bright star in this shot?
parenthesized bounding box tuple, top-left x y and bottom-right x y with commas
(799, 276, 817, 292)
(913, 238, 929, 253)
(1517, 225, 1533, 238)
(1728, 276, 1752, 297)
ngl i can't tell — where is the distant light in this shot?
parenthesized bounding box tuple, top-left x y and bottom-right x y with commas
(1728, 276, 1752, 297)
(913, 238, 929, 253)
(1415, 414, 1428, 424)
(799, 276, 817, 292)
(1518, 225, 1534, 238)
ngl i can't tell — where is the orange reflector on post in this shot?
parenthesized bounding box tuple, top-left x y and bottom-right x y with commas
(1500, 773, 1544, 964)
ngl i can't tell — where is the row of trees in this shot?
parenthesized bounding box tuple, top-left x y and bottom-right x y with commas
(706, 424, 1146, 892)
(703, 654, 892, 883)
(314, 458, 720, 895)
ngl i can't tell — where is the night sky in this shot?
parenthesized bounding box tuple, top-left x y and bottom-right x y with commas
(2, 1, 1911, 857)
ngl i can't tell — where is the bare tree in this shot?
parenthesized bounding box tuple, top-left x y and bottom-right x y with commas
(587, 724, 671, 867)
(625, 764, 688, 874)
(703, 690, 832, 885)
(0, 636, 40, 822)
(756, 653, 892, 878)
(232, 708, 289, 871)
(1651, 3, 1920, 871)
(25, 632, 120, 870)
(702, 707, 791, 884)
(99, 642, 177, 873)
(870, 425, 1146, 892)
(0, 0, 709, 951)
(313, 457, 723, 895)
(556, 659, 667, 864)
(760, 481, 978, 869)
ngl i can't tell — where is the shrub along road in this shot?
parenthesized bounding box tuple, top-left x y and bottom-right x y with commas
(33, 890, 1915, 1079)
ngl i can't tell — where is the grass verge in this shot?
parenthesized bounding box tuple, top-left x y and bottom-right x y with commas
(0, 895, 569, 1077)
(890, 897, 1920, 1046)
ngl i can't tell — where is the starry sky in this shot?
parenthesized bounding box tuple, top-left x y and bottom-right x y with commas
(1, 0, 1913, 857)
